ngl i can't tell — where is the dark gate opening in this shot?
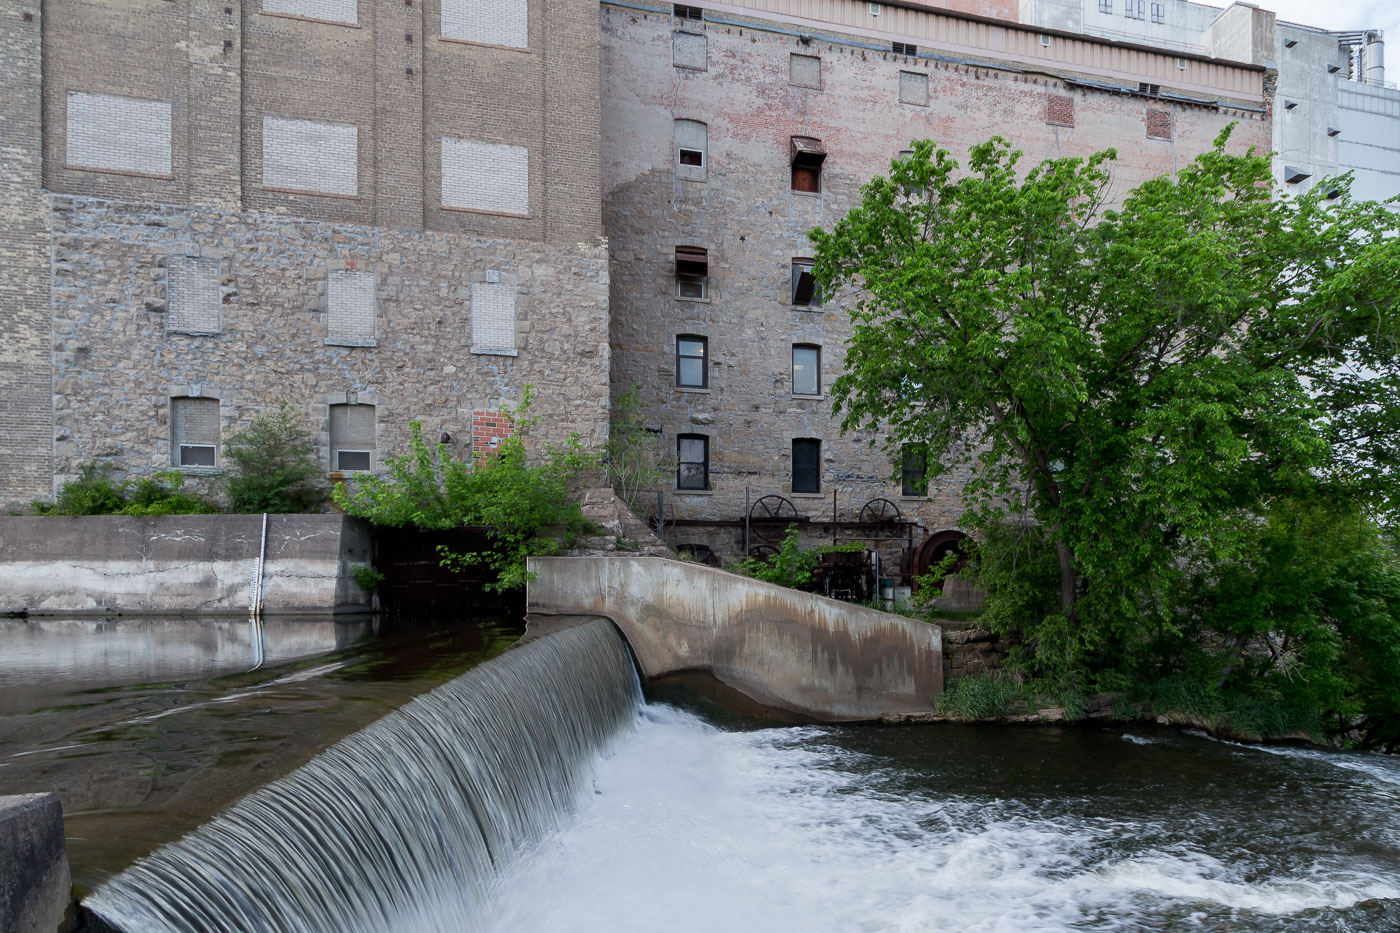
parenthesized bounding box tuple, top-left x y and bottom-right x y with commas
(371, 526, 522, 618)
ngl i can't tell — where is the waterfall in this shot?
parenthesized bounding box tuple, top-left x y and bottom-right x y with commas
(85, 620, 641, 933)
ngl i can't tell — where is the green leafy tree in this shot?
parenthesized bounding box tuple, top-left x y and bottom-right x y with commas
(812, 131, 1400, 702)
(223, 400, 326, 513)
(332, 387, 597, 591)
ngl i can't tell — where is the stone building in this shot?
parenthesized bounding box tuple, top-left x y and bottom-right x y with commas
(600, 0, 1271, 568)
(0, 0, 610, 509)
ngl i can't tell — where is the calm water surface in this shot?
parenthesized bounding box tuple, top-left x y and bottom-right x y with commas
(0, 614, 522, 894)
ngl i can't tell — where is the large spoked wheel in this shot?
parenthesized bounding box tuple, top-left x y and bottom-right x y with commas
(859, 497, 902, 524)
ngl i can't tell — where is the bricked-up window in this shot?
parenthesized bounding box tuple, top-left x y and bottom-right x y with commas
(790, 136, 825, 193)
(1125, 0, 1144, 19)
(66, 92, 172, 178)
(791, 258, 822, 307)
(442, 137, 529, 216)
(1046, 95, 1075, 128)
(792, 438, 821, 493)
(677, 434, 709, 490)
(674, 3, 702, 19)
(470, 278, 517, 355)
(329, 403, 375, 472)
(171, 397, 219, 468)
(792, 344, 821, 396)
(899, 71, 929, 106)
(790, 53, 821, 89)
(892, 41, 917, 56)
(262, 115, 358, 197)
(442, 0, 528, 49)
(677, 335, 708, 388)
(1151, 2, 1164, 23)
(326, 269, 376, 346)
(901, 445, 927, 496)
(676, 119, 708, 182)
(261, 0, 357, 25)
(166, 256, 221, 335)
(676, 246, 709, 299)
(1146, 109, 1173, 140)
(673, 31, 707, 70)
(1098, 0, 1112, 12)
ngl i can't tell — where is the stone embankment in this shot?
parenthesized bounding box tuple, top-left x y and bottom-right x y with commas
(0, 793, 72, 932)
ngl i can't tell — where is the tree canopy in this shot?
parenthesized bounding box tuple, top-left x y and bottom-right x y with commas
(811, 130, 1400, 745)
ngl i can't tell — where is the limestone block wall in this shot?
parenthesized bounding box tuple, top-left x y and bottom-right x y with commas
(600, 3, 1272, 560)
(47, 196, 609, 492)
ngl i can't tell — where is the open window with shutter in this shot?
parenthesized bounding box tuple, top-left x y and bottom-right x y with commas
(790, 136, 825, 193)
(676, 246, 709, 299)
(790, 258, 821, 307)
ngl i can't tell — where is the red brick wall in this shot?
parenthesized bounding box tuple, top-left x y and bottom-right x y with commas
(472, 410, 516, 462)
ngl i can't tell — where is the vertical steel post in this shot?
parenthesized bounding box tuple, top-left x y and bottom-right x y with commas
(744, 485, 750, 559)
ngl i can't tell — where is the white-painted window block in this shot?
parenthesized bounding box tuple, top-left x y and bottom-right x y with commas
(261, 0, 357, 24)
(329, 403, 375, 471)
(167, 256, 222, 335)
(442, 137, 530, 216)
(470, 280, 518, 355)
(326, 270, 377, 345)
(441, 0, 528, 49)
(66, 92, 172, 177)
(171, 397, 220, 468)
(262, 115, 359, 196)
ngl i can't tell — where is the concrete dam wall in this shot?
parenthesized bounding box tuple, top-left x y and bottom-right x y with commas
(0, 514, 371, 615)
(526, 556, 943, 721)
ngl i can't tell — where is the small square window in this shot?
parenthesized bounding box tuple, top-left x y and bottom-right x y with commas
(678, 434, 709, 490)
(336, 450, 372, 472)
(1125, 0, 1144, 19)
(892, 41, 917, 56)
(1151, 2, 1164, 23)
(791, 259, 821, 307)
(674, 3, 703, 19)
(1098, 0, 1112, 12)
(792, 438, 821, 493)
(179, 445, 217, 468)
(901, 445, 927, 496)
(677, 335, 708, 388)
(676, 245, 708, 299)
(792, 344, 820, 396)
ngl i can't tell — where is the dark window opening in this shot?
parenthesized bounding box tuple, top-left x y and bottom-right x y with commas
(674, 3, 703, 19)
(892, 41, 917, 55)
(676, 245, 708, 299)
(679, 148, 703, 166)
(792, 344, 820, 396)
(1138, 82, 1161, 96)
(337, 450, 372, 472)
(179, 445, 217, 467)
(790, 136, 826, 193)
(678, 434, 709, 490)
(901, 445, 927, 496)
(792, 438, 821, 493)
(791, 258, 821, 307)
(677, 335, 708, 388)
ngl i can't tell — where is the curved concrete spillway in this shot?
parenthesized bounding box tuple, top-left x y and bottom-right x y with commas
(526, 556, 943, 720)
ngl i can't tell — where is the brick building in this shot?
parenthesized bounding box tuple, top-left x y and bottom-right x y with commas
(0, 0, 610, 508)
(600, 0, 1271, 567)
(0, 0, 1302, 578)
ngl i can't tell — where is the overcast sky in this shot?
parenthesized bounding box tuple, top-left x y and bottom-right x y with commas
(1252, 0, 1398, 48)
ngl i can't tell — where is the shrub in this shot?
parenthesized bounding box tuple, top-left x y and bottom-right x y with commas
(604, 386, 675, 513)
(350, 564, 384, 593)
(33, 463, 216, 516)
(223, 400, 325, 513)
(935, 675, 1027, 721)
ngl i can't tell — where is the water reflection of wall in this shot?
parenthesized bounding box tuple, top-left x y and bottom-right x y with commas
(0, 618, 372, 712)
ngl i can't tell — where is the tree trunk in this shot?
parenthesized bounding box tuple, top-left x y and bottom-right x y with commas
(1055, 539, 1077, 617)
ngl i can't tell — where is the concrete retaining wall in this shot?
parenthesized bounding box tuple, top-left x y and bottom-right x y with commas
(0, 514, 371, 615)
(526, 556, 942, 721)
(0, 794, 71, 933)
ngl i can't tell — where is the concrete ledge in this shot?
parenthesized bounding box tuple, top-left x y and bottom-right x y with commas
(0, 515, 371, 615)
(526, 556, 942, 721)
(0, 794, 71, 933)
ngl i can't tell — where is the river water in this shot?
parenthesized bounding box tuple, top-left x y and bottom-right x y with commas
(4, 617, 1399, 931)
